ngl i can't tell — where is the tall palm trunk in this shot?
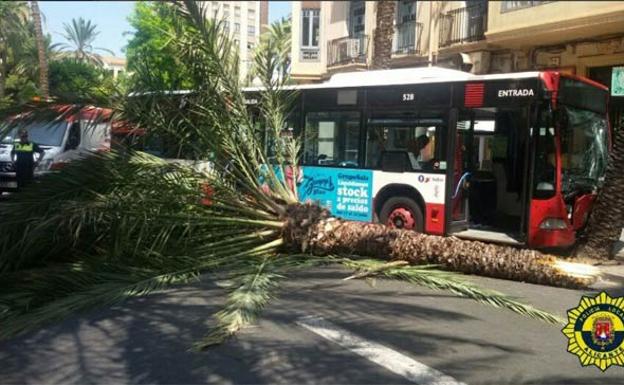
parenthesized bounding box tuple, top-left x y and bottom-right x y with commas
(30, 1, 49, 100)
(284, 204, 596, 288)
(372, 0, 396, 69)
(575, 118, 624, 259)
(0, 47, 6, 100)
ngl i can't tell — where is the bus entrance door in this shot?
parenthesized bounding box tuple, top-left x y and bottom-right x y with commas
(447, 114, 472, 233)
(450, 109, 527, 246)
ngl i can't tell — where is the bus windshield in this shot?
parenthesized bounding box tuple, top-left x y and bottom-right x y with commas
(559, 105, 608, 192)
(2, 121, 68, 147)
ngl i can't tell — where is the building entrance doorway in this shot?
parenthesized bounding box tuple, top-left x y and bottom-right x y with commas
(588, 65, 624, 133)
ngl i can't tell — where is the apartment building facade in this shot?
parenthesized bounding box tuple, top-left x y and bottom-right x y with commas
(101, 56, 127, 79)
(290, 1, 624, 127)
(203, 1, 269, 81)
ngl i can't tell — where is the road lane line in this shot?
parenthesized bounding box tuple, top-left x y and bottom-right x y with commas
(296, 316, 466, 385)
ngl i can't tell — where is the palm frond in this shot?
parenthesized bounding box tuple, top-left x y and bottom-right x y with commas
(190, 253, 328, 351)
(338, 258, 564, 324)
(0, 265, 201, 339)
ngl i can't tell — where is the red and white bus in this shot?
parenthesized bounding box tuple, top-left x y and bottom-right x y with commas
(246, 66, 610, 249)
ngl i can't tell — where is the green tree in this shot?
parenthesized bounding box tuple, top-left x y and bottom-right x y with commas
(57, 17, 113, 66)
(0, 1, 30, 104)
(48, 58, 114, 104)
(0, 1, 60, 108)
(125, 1, 194, 90)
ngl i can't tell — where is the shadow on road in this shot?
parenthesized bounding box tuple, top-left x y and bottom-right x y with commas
(0, 268, 541, 385)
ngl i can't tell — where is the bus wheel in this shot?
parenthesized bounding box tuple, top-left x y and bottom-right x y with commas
(380, 197, 424, 232)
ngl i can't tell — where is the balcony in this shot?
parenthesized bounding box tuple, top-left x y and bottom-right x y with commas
(327, 35, 369, 67)
(393, 21, 423, 55)
(439, 2, 487, 48)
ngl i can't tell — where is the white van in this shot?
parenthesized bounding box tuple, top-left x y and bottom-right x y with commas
(0, 106, 111, 192)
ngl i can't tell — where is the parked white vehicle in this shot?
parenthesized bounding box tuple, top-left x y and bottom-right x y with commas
(0, 106, 111, 192)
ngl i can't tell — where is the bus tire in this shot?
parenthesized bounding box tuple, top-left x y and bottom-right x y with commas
(379, 197, 424, 232)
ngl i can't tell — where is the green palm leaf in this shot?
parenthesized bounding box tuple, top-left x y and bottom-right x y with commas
(338, 258, 564, 324)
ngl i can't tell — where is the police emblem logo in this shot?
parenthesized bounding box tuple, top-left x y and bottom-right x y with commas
(562, 291, 624, 371)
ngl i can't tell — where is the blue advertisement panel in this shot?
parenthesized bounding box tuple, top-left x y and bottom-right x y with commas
(297, 166, 373, 222)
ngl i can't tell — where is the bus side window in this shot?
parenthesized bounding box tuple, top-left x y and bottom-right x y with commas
(533, 125, 556, 199)
(365, 116, 445, 172)
(302, 111, 361, 167)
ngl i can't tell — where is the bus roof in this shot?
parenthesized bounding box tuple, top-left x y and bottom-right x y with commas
(243, 67, 544, 92)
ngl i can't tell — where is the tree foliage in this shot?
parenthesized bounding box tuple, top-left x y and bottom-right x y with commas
(125, 1, 195, 90)
(56, 17, 114, 66)
(48, 58, 119, 104)
(0, 1, 37, 107)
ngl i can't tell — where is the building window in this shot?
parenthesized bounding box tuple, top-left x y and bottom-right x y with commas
(397, 0, 416, 24)
(247, 42, 255, 51)
(349, 1, 365, 37)
(301, 8, 320, 61)
(301, 9, 320, 48)
(235, 6, 241, 17)
(501, 1, 552, 12)
(248, 24, 256, 35)
(223, 20, 230, 32)
(234, 22, 241, 33)
(394, 0, 417, 53)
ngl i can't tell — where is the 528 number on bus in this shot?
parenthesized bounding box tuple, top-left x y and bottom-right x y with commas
(402, 93, 415, 101)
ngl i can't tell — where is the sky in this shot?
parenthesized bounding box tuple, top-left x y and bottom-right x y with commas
(39, 1, 292, 58)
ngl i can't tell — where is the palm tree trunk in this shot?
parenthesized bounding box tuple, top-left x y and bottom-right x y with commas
(284, 204, 596, 288)
(575, 118, 624, 259)
(30, 1, 49, 100)
(372, 0, 396, 70)
(0, 47, 6, 100)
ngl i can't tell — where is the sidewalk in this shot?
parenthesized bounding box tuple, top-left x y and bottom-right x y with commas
(590, 260, 624, 294)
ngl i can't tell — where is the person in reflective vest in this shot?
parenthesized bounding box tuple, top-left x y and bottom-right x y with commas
(10, 128, 44, 189)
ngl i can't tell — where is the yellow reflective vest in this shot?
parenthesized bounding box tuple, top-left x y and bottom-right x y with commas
(14, 142, 34, 152)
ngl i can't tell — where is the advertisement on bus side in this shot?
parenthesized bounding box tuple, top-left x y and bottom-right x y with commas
(298, 166, 373, 222)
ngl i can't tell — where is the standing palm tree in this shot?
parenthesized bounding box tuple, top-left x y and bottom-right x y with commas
(58, 17, 113, 66)
(372, 0, 397, 69)
(575, 120, 624, 259)
(30, 1, 48, 100)
(250, 18, 291, 86)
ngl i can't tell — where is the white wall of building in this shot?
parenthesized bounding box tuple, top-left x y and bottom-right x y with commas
(204, 1, 264, 81)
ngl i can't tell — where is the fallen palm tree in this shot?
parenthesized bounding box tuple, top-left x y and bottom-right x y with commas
(0, 150, 591, 348)
(0, 1, 601, 350)
(284, 206, 599, 288)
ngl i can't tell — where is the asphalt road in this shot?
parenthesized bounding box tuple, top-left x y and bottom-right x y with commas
(2, 266, 624, 385)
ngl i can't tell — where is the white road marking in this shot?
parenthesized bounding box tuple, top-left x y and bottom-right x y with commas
(296, 316, 466, 385)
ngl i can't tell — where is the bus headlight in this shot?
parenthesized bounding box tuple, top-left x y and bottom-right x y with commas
(539, 218, 568, 230)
